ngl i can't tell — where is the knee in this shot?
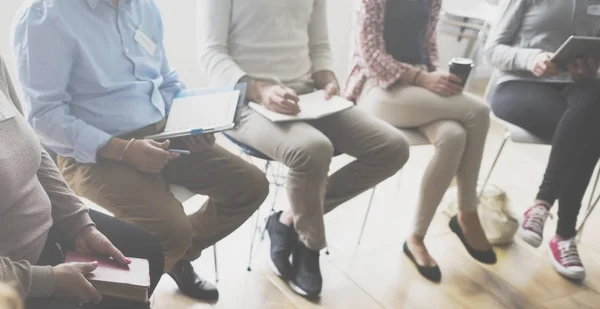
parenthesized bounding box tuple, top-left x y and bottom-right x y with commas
(463, 96, 491, 127)
(240, 166, 270, 208)
(379, 131, 410, 171)
(288, 136, 334, 172)
(162, 223, 194, 265)
(434, 122, 468, 153)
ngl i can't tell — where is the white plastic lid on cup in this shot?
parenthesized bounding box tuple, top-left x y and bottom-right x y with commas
(449, 57, 475, 67)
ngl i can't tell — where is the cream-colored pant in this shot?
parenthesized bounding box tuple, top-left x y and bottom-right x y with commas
(228, 102, 409, 250)
(358, 81, 490, 237)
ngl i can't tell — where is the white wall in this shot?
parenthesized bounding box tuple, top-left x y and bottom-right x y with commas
(0, 0, 479, 98)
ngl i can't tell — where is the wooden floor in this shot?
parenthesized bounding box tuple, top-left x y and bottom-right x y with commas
(87, 81, 600, 309)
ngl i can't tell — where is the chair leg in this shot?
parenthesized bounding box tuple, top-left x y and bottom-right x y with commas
(478, 132, 511, 199)
(247, 161, 273, 271)
(586, 166, 600, 213)
(577, 168, 600, 240)
(213, 244, 219, 283)
(357, 187, 377, 245)
(246, 208, 261, 272)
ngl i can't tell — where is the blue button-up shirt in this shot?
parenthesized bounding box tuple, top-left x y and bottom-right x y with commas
(13, 0, 184, 163)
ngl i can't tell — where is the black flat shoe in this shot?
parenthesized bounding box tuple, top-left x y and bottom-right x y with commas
(403, 242, 441, 282)
(449, 215, 497, 264)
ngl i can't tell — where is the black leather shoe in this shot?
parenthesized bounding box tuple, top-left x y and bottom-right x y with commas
(266, 211, 295, 278)
(449, 215, 497, 264)
(290, 239, 322, 299)
(168, 260, 219, 301)
(403, 242, 441, 282)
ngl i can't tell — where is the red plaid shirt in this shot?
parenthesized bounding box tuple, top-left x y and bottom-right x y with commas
(343, 0, 441, 102)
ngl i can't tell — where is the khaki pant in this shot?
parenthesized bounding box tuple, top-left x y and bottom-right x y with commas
(58, 121, 269, 272)
(227, 103, 409, 250)
(358, 81, 490, 237)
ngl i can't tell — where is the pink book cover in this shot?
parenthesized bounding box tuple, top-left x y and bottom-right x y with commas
(65, 251, 150, 288)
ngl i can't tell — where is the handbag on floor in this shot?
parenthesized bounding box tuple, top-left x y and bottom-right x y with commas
(442, 184, 518, 245)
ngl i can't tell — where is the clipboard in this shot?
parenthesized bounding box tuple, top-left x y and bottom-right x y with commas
(146, 83, 247, 140)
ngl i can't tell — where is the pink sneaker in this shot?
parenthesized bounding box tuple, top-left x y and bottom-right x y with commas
(518, 203, 552, 248)
(548, 236, 585, 280)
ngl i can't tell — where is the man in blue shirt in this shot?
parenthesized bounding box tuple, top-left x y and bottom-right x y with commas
(13, 0, 269, 302)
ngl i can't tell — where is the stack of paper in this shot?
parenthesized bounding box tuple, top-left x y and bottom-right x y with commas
(249, 90, 353, 122)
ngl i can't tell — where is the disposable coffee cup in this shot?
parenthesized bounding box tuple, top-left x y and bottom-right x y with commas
(448, 57, 474, 88)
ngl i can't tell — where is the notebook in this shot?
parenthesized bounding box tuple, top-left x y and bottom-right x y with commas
(146, 83, 247, 140)
(65, 251, 150, 302)
(248, 90, 353, 122)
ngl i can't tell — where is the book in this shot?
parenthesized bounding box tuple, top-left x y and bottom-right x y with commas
(65, 251, 150, 303)
(248, 90, 353, 122)
(146, 83, 247, 140)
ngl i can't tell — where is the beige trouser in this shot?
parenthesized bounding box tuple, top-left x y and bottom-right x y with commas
(228, 100, 410, 251)
(358, 80, 490, 237)
(57, 121, 269, 272)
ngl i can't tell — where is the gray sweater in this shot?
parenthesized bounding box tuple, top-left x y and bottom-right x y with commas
(485, 0, 600, 85)
(0, 55, 93, 298)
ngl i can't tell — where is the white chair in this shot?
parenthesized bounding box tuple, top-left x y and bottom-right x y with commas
(227, 130, 429, 269)
(438, 0, 499, 60)
(356, 129, 430, 245)
(481, 73, 600, 240)
(169, 185, 219, 282)
(478, 115, 600, 241)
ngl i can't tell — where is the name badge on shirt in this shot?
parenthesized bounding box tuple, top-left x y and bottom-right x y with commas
(588, 0, 600, 16)
(134, 27, 157, 56)
(0, 91, 16, 123)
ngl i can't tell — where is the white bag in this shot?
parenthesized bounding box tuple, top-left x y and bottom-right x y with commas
(442, 184, 518, 245)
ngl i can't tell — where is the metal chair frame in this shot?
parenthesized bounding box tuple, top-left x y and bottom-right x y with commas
(477, 127, 600, 242)
(223, 134, 377, 271)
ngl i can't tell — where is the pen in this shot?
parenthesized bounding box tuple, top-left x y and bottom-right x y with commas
(271, 77, 300, 107)
(271, 77, 286, 89)
(169, 149, 191, 155)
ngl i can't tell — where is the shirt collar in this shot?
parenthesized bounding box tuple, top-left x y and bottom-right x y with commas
(86, 0, 138, 10)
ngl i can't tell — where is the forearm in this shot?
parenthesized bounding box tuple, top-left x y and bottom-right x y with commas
(39, 150, 94, 239)
(312, 70, 338, 90)
(485, 44, 544, 72)
(97, 137, 131, 161)
(238, 75, 269, 104)
(0, 258, 54, 299)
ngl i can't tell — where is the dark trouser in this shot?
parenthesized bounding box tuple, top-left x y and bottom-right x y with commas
(27, 210, 164, 309)
(491, 79, 600, 238)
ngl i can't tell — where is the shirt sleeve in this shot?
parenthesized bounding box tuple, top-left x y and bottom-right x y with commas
(484, 0, 543, 72)
(425, 0, 441, 71)
(308, 0, 334, 74)
(0, 257, 54, 299)
(354, 0, 419, 89)
(1, 54, 24, 115)
(151, 3, 184, 113)
(12, 6, 112, 164)
(197, 0, 247, 86)
(38, 150, 94, 240)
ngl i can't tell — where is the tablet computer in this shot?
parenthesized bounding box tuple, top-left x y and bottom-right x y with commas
(551, 36, 600, 66)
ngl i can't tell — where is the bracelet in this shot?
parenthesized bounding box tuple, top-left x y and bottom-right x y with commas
(412, 70, 422, 85)
(119, 138, 136, 161)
